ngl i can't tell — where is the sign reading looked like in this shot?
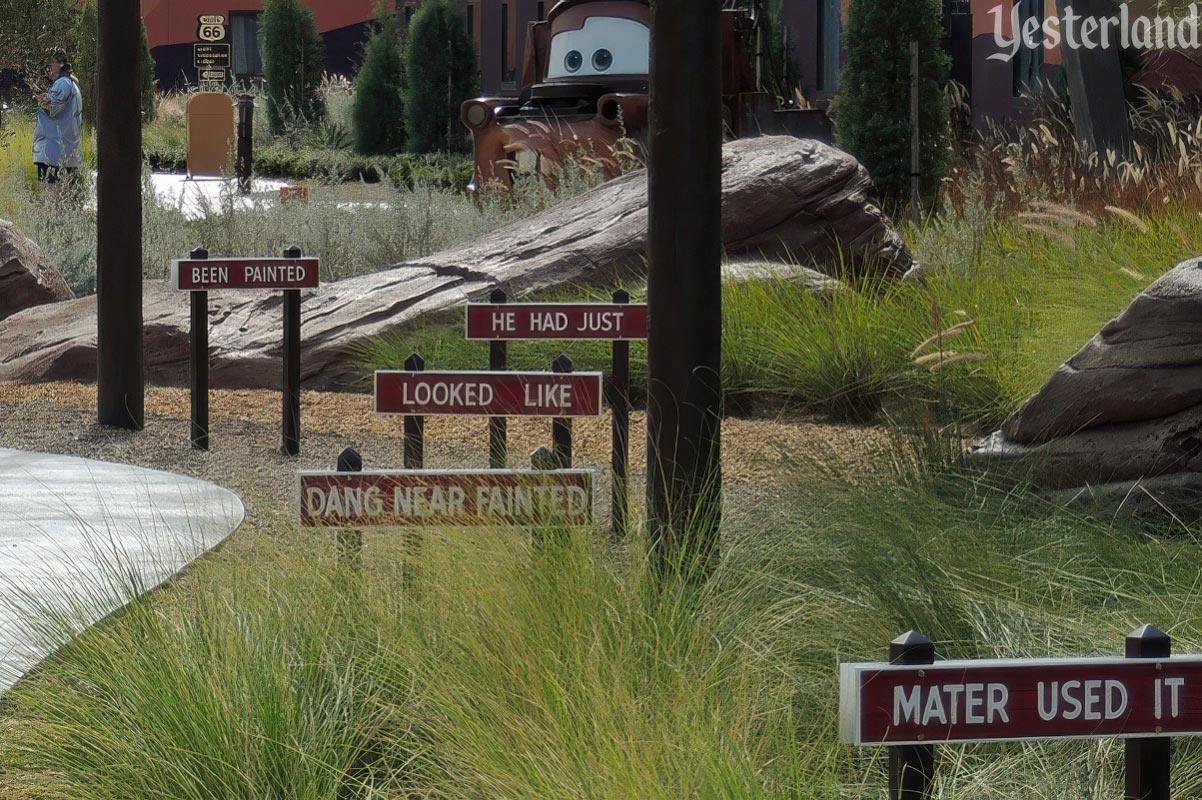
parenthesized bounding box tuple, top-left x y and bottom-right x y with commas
(299, 470, 594, 528)
(193, 43, 231, 69)
(375, 371, 603, 417)
(171, 257, 321, 291)
(465, 303, 649, 341)
(840, 656, 1202, 746)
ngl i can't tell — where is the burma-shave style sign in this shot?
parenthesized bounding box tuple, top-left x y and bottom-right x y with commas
(375, 371, 603, 417)
(299, 470, 594, 527)
(840, 656, 1202, 746)
(171, 257, 321, 291)
(465, 303, 649, 341)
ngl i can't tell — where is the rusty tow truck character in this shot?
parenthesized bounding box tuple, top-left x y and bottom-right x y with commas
(461, 0, 830, 196)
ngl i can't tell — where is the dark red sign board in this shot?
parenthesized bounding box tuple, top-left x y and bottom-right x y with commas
(171, 258, 321, 291)
(465, 303, 648, 341)
(840, 656, 1202, 746)
(374, 371, 603, 417)
(299, 470, 593, 527)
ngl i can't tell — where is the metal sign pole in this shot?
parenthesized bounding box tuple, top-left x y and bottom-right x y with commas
(646, 0, 723, 579)
(610, 289, 631, 539)
(488, 288, 509, 468)
(280, 246, 303, 456)
(189, 247, 210, 451)
(97, 0, 144, 430)
(888, 631, 937, 800)
(1126, 625, 1171, 800)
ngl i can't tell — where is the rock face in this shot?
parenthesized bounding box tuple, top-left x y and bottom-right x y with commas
(0, 220, 74, 321)
(0, 136, 912, 390)
(971, 257, 1202, 493)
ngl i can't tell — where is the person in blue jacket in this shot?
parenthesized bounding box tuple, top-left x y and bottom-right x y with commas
(32, 50, 83, 184)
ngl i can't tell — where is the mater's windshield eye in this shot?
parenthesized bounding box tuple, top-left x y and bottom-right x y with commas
(592, 49, 614, 71)
(564, 50, 583, 73)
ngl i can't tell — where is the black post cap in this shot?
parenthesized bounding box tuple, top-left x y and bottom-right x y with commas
(1127, 624, 1171, 659)
(489, 287, 508, 303)
(890, 630, 935, 665)
(553, 354, 573, 373)
(532, 446, 556, 471)
(283, 245, 302, 258)
(405, 352, 425, 371)
(613, 288, 631, 303)
(337, 447, 363, 473)
(190, 246, 209, 259)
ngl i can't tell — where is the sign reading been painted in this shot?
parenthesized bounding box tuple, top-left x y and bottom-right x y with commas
(840, 656, 1202, 746)
(465, 303, 649, 341)
(197, 14, 226, 42)
(193, 43, 231, 69)
(299, 470, 594, 527)
(171, 258, 321, 291)
(374, 371, 603, 417)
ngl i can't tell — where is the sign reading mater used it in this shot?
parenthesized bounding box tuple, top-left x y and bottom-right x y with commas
(171, 257, 321, 291)
(375, 371, 602, 417)
(299, 470, 594, 528)
(840, 656, 1202, 746)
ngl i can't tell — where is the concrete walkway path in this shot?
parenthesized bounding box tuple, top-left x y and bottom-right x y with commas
(0, 449, 244, 692)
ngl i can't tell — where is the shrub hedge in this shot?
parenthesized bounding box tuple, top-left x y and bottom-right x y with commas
(142, 138, 473, 191)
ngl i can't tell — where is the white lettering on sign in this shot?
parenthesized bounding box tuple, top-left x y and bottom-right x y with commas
(394, 485, 467, 517)
(475, 483, 590, 516)
(524, 382, 573, 409)
(400, 381, 496, 408)
(243, 264, 307, 285)
(492, 311, 516, 332)
(192, 265, 229, 285)
(530, 312, 569, 332)
(1154, 677, 1185, 719)
(1036, 680, 1130, 721)
(577, 310, 625, 333)
(304, 485, 386, 519)
(892, 684, 1011, 727)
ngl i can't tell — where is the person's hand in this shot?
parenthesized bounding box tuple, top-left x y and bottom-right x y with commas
(36, 93, 50, 110)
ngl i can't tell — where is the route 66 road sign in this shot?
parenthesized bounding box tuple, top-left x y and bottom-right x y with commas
(197, 14, 226, 42)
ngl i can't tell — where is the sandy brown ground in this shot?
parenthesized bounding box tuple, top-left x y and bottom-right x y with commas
(0, 381, 889, 539)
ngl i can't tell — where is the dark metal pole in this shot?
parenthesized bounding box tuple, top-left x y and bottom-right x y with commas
(552, 354, 573, 469)
(488, 288, 509, 468)
(647, 0, 723, 579)
(189, 247, 210, 451)
(281, 246, 302, 456)
(889, 631, 937, 800)
(404, 353, 426, 469)
(402, 353, 425, 592)
(97, 0, 144, 430)
(610, 288, 631, 539)
(336, 447, 364, 572)
(236, 95, 254, 195)
(1126, 624, 1171, 800)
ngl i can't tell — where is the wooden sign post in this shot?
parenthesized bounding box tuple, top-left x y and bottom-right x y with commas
(842, 626, 1185, 800)
(171, 248, 319, 454)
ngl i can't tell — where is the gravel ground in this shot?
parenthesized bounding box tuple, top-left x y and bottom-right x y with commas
(0, 381, 891, 543)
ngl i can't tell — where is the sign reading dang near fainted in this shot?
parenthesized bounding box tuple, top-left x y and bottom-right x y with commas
(171, 257, 321, 291)
(840, 656, 1202, 746)
(299, 470, 594, 527)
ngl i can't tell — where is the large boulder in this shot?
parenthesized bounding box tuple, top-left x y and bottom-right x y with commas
(0, 137, 912, 390)
(970, 257, 1202, 495)
(0, 220, 74, 320)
